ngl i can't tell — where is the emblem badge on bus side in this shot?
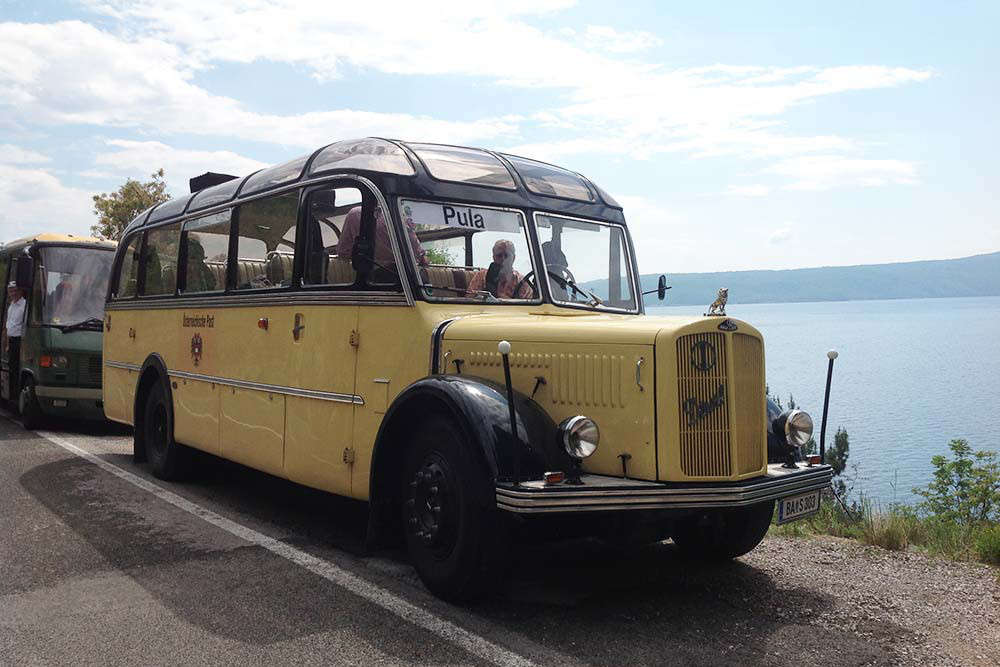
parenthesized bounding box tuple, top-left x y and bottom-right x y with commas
(191, 333, 203, 366)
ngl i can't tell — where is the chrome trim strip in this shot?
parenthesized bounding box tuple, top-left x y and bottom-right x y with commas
(167, 369, 365, 405)
(106, 292, 408, 311)
(495, 465, 833, 514)
(429, 317, 460, 374)
(105, 360, 141, 371)
(34, 386, 103, 400)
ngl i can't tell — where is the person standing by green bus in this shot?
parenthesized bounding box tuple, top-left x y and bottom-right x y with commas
(2, 282, 27, 400)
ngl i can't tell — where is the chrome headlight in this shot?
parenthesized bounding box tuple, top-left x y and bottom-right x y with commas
(559, 416, 599, 459)
(775, 409, 813, 447)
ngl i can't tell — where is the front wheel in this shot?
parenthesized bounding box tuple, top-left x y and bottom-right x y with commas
(401, 416, 510, 602)
(18, 377, 43, 430)
(143, 382, 191, 480)
(671, 500, 775, 561)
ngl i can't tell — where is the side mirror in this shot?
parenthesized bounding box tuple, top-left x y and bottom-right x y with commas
(14, 256, 33, 289)
(657, 274, 669, 301)
(641, 274, 671, 301)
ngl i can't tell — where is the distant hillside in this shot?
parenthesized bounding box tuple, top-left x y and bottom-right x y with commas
(589, 251, 1000, 306)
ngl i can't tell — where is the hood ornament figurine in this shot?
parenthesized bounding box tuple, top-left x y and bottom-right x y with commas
(705, 287, 728, 316)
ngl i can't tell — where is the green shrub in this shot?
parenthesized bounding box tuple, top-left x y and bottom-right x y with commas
(975, 525, 1000, 565)
(913, 439, 1000, 524)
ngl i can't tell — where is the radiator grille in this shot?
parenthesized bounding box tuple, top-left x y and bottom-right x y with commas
(83, 355, 102, 387)
(733, 334, 765, 475)
(676, 332, 731, 477)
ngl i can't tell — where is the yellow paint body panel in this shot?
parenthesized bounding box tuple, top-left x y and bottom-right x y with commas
(104, 297, 769, 500)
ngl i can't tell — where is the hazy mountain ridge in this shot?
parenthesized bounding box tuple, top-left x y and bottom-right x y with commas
(591, 251, 1000, 306)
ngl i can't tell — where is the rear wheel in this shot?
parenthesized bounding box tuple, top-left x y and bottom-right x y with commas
(143, 382, 190, 480)
(400, 415, 510, 602)
(18, 377, 43, 430)
(672, 500, 775, 561)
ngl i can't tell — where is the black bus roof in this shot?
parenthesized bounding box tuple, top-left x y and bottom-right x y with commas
(124, 138, 625, 235)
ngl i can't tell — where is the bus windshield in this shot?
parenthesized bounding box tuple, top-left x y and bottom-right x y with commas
(401, 199, 537, 302)
(535, 214, 637, 312)
(36, 246, 114, 328)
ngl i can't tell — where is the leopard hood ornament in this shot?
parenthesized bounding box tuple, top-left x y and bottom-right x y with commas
(705, 287, 728, 316)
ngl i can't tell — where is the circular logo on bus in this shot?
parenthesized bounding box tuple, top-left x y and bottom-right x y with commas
(690, 340, 717, 372)
(191, 333, 203, 366)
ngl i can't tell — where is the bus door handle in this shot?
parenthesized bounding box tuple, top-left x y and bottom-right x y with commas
(292, 313, 305, 341)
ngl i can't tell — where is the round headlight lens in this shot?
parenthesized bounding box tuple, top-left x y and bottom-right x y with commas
(784, 409, 814, 447)
(560, 416, 599, 459)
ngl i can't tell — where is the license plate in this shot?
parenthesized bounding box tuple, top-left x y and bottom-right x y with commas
(52, 399, 68, 408)
(777, 490, 821, 524)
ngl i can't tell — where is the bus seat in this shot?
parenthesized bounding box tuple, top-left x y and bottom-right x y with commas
(424, 266, 457, 290)
(205, 262, 227, 288)
(267, 252, 295, 286)
(161, 264, 177, 293)
(236, 259, 269, 288)
(326, 256, 356, 285)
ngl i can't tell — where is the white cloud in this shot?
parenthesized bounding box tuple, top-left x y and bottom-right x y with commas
(94, 140, 268, 195)
(769, 155, 919, 191)
(0, 164, 94, 239)
(769, 225, 794, 244)
(726, 184, 771, 197)
(0, 144, 51, 164)
(0, 8, 933, 192)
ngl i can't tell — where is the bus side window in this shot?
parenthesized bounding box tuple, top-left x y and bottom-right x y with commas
(182, 210, 231, 294)
(234, 190, 299, 290)
(303, 186, 360, 287)
(114, 234, 142, 299)
(141, 223, 181, 297)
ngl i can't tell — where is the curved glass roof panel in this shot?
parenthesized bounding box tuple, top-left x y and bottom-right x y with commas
(503, 154, 595, 202)
(309, 138, 415, 176)
(189, 175, 244, 211)
(593, 183, 621, 208)
(408, 143, 515, 190)
(241, 154, 309, 196)
(147, 194, 193, 223)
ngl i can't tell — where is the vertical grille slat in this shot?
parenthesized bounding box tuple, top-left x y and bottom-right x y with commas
(84, 355, 102, 387)
(677, 332, 730, 477)
(733, 334, 766, 475)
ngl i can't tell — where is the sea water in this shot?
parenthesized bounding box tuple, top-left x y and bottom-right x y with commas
(647, 296, 1000, 504)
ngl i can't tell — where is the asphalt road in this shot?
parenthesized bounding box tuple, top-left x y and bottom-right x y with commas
(3, 412, 995, 666)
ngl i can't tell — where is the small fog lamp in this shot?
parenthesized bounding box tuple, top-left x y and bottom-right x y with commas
(560, 416, 599, 459)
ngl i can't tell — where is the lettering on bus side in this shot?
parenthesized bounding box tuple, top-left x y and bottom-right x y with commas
(182, 312, 215, 328)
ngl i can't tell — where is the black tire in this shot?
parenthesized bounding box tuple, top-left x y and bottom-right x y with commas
(143, 381, 190, 480)
(18, 377, 43, 430)
(401, 415, 510, 602)
(672, 500, 775, 561)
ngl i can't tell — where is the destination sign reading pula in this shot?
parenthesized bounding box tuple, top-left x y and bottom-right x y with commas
(400, 199, 521, 234)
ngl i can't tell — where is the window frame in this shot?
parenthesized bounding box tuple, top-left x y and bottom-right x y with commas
(138, 220, 183, 299)
(179, 209, 233, 296)
(398, 196, 543, 306)
(533, 211, 641, 315)
(110, 231, 144, 301)
(230, 189, 303, 295)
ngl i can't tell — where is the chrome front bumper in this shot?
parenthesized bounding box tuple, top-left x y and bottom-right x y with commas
(496, 463, 833, 514)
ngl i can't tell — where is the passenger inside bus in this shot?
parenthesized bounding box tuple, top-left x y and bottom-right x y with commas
(466, 239, 533, 299)
(185, 237, 217, 292)
(336, 206, 427, 271)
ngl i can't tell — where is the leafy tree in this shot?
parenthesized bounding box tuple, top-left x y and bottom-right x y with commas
(91, 169, 170, 241)
(424, 246, 456, 265)
(914, 439, 1000, 524)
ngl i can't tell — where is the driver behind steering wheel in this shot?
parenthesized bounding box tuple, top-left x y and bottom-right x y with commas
(541, 241, 571, 300)
(466, 239, 534, 299)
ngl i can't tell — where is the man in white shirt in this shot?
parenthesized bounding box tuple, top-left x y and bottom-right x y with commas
(3, 281, 27, 400)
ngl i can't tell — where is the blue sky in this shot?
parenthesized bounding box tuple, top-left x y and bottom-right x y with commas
(1, 0, 996, 273)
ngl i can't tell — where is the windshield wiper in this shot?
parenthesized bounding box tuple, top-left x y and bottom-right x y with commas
(547, 271, 604, 306)
(58, 317, 104, 333)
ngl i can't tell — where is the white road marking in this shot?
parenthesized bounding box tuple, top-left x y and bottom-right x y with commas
(33, 429, 536, 667)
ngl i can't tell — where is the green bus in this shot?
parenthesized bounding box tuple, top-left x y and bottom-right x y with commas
(1, 234, 117, 428)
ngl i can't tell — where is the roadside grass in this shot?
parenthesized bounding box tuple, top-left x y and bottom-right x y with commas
(770, 494, 1000, 566)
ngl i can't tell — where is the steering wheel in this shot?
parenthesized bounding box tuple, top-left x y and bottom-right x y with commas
(511, 271, 536, 299)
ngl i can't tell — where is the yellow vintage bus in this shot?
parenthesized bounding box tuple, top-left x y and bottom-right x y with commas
(103, 139, 831, 600)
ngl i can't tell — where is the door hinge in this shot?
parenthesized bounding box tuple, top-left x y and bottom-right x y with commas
(342, 447, 355, 464)
(349, 330, 360, 348)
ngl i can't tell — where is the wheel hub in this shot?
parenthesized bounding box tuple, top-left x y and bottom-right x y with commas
(407, 458, 455, 553)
